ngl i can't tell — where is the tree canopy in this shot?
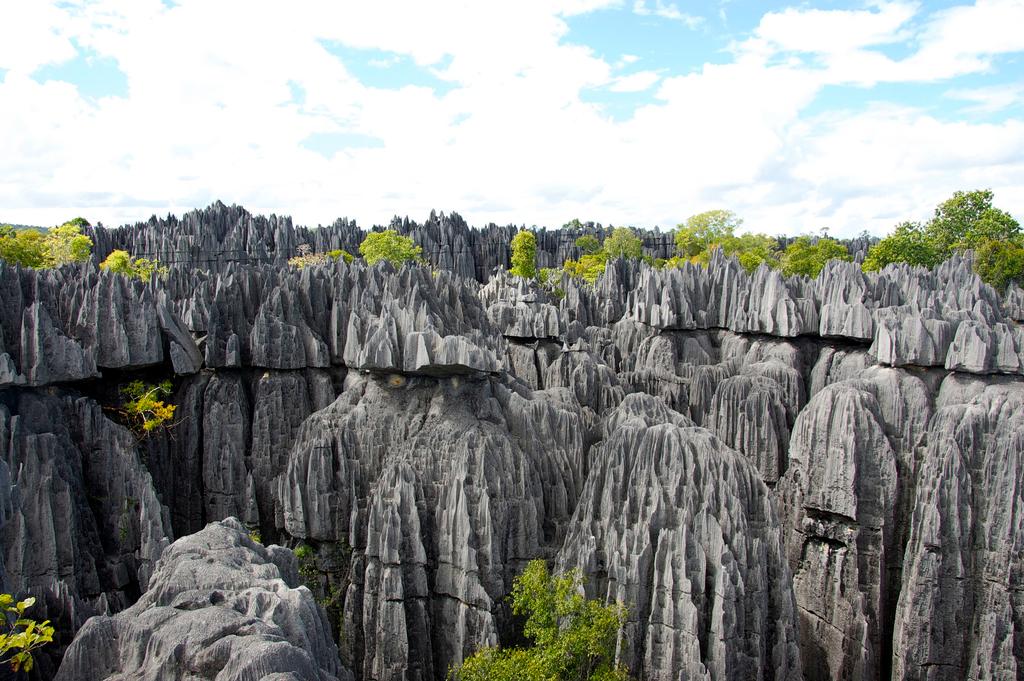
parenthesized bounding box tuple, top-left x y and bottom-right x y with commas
(780, 236, 851, 278)
(860, 189, 1023, 288)
(0, 220, 92, 269)
(510, 231, 538, 278)
(359, 230, 423, 266)
(603, 227, 643, 260)
(861, 222, 940, 272)
(574, 235, 602, 255)
(675, 209, 743, 258)
(927, 189, 1020, 255)
(449, 560, 630, 681)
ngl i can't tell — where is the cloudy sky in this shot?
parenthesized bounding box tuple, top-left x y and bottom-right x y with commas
(1, 0, 1023, 236)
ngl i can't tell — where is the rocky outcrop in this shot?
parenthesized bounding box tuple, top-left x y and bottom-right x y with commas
(275, 373, 586, 679)
(892, 381, 1024, 681)
(54, 517, 352, 681)
(558, 394, 802, 680)
(6, 205, 1024, 681)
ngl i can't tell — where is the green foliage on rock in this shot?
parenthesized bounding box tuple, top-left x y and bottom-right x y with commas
(449, 560, 630, 681)
(0, 227, 47, 268)
(780, 236, 851, 278)
(675, 209, 743, 258)
(574, 235, 602, 255)
(672, 210, 779, 273)
(510, 231, 538, 278)
(359, 230, 423, 266)
(0, 594, 54, 673)
(0, 220, 92, 269)
(100, 249, 168, 280)
(43, 222, 93, 267)
(563, 251, 609, 284)
(974, 238, 1024, 292)
(861, 190, 1022, 289)
(603, 227, 643, 261)
(120, 380, 176, 434)
(288, 245, 354, 269)
(862, 221, 940, 272)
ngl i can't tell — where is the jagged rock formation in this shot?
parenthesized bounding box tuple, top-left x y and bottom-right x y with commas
(1, 204, 1022, 680)
(276, 373, 586, 680)
(558, 394, 802, 680)
(54, 517, 353, 681)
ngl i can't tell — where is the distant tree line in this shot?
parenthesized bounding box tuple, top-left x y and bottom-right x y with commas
(504, 189, 1021, 291)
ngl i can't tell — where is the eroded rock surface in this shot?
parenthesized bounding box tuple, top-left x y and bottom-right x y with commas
(54, 517, 353, 681)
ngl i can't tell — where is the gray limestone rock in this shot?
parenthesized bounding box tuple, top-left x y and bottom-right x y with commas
(54, 518, 352, 681)
(558, 394, 802, 680)
(892, 382, 1024, 681)
(777, 382, 897, 681)
(276, 374, 585, 679)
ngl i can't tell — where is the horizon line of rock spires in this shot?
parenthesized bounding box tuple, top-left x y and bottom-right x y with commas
(1, 230, 1021, 390)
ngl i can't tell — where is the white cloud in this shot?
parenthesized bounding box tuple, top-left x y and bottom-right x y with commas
(749, 1, 917, 55)
(632, 0, 703, 28)
(0, 0, 1022, 238)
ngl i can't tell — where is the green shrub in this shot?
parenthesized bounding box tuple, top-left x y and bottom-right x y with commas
(563, 251, 608, 284)
(449, 560, 630, 681)
(288, 245, 354, 269)
(974, 238, 1024, 291)
(120, 380, 176, 434)
(44, 222, 93, 266)
(780, 236, 851, 278)
(100, 249, 167, 280)
(359, 230, 423, 266)
(0, 227, 47, 268)
(510, 231, 537, 278)
(0, 594, 54, 673)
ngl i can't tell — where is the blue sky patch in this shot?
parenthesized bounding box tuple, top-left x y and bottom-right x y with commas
(33, 41, 128, 99)
(318, 40, 457, 95)
(301, 131, 384, 158)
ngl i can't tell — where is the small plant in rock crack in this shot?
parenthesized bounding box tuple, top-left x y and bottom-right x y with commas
(119, 380, 177, 436)
(0, 595, 54, 673)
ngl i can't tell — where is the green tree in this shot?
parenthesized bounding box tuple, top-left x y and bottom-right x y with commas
(450, 560, 630, 681)
(0, 227, 48, 268)
(100, 249, 168, 280)
(359, 230, 423, 266)
(574, 235, 602, 255)
(974, 238, 1024, 291)
(780, 236, 851, 278)
(510, 231, 538, 278)
(44, 221, 93, 267)
(862, 222, 940, 272)
(926, 189, 1020, 256)
(563, 252, 609, 284)
(603, 227, 642, 260)
(675, 209, 743, 258)
(730, 233, 780, 273)
(0, 594, 54, 673)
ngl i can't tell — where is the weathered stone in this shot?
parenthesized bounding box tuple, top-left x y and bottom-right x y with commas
(54, 518, 352, 681)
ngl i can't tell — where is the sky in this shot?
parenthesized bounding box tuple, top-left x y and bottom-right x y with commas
(1, 0, 1023, 236)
